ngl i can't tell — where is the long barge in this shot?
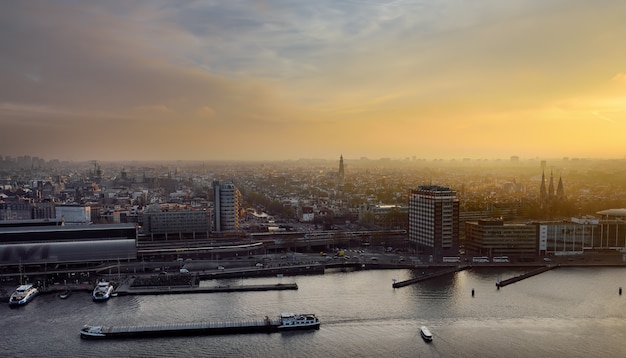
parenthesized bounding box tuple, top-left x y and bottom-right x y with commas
(80, 313, 320, 339)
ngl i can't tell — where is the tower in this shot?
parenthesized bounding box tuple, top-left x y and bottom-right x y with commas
(556, 176, 565, 200)
(408, 185, 459, 255)
(338, 155, 345, 181)
(540, 171, 547, 201)
(548, 171, 555, 198)
(213, 180, 241, 232)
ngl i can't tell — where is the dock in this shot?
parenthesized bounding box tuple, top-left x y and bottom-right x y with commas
(392, 266, 470, 288)
(496, 265, 558, 288)
(116, 283, 298, 296)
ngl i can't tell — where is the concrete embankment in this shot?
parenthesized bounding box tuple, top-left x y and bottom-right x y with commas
(496, 265, 559, 288)
(197, 264, 324, 280)
(116, 283, 298, 296)
(392, 266, 470, 288)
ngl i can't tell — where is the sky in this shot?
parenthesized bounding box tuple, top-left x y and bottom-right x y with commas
(1, 0, 625, 162)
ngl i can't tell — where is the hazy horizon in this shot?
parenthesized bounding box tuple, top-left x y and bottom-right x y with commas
(2, 1, 625, 162)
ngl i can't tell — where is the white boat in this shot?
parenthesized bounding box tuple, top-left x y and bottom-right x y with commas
(420, 326, 433, 342)
(59, 289, 72, 299)
(9, 284, 39, 306)
(277, 313, 321, 330)
(92, 281, 114, 301)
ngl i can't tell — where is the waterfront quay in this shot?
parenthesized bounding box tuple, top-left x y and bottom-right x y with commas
(392, 265, 471, 288)
(495, 265, 559, 288)
(3, 248, 626, 302)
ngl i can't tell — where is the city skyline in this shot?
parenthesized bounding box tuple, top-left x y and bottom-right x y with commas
(1, 1, 626, 162)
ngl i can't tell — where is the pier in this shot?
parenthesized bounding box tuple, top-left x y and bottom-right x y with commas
(116, 283, 298, 296)
(495, 265, 559, 288)
(392, 265, 470, 288)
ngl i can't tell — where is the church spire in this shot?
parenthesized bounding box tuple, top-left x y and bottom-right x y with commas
(548, 171, 555, 197)
(540, 170, 547, 201)
(338, 155, 345, 181)
(556, 176, 565, 200)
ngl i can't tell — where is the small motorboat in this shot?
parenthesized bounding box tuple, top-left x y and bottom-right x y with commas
(420, 326, 433, 342)
(59, 290, 72, 299)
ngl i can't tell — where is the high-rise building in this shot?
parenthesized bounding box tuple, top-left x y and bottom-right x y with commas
(213, 180, 241, 232)
(408, 185, 459, 255)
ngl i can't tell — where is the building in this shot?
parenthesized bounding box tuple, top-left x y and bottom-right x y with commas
(533, 212, 626, 256)
(408, 185, 459, 255)
(56, 204, 91, 225)
(359, 203, 408, 228)
(213, 181, 242, 232)
(301, 206, 314, 222)
(0, 223, 137, 266)
(338, 155, 345, 181)
(465, 219, 537, 256)
(140, 209, 210, 240)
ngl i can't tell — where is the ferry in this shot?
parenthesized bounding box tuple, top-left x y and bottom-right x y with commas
(277, 313, 320, 330)
(92, 281, 114, 301)
(420, 326, 433, 342)
(80, 312, 320, 339)
(9, 284, 39, 306)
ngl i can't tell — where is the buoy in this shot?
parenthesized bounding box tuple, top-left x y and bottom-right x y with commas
(471, 288, 475, 297)
(619, 287, 622, 295)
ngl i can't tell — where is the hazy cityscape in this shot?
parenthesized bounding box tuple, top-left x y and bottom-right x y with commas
(3, 1, 626, 357)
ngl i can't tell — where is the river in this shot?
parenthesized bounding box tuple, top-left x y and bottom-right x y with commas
(3, 266, 626, 357)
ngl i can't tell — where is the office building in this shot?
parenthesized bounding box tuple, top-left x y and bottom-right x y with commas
(408, 185, 459, 255)
(465, 219, 537, 256)
(213, 181, 241, 232)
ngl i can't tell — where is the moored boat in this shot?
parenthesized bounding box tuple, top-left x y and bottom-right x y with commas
(80, 312, 320, 339)
(92, 281, 114, 301)
(420, 325, 433, 342)
(9, 284, 39, 306)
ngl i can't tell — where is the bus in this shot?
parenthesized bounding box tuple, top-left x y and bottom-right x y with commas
(442, 256, 461, 263)
(492, 256, 510, 263)
(472, 256, 490, 263)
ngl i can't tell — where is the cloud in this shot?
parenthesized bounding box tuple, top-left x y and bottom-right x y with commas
(1, 1, 626, 161)
(613, 73, 626, 82)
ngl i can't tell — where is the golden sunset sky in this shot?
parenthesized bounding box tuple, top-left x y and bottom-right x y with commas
(1, 1, 625, 161)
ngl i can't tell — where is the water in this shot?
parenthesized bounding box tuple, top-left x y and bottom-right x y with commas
(3, 267, 626, 357)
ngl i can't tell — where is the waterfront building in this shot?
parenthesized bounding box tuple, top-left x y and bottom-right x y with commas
(465, 219, 537, 256)
(0, 223, 137, 266)
(408, 185, 459, 255)
(140, 209, 210, 240)
(532, 212, 625, 255)
(213, 181, 242, 232)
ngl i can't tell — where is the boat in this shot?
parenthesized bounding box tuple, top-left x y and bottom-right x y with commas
(420, 326, 433, 342)
(59, 290, 72, 299)
(277, 313, 320, 330)
(92, 281, 114, 301)
(8, 284, 39, 306)
(80, 312, 320, 339)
